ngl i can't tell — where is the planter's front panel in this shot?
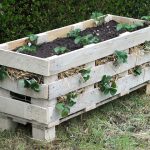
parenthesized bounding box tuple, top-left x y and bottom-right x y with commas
(48, 67, 150, 126)
(48, 52, 150, 99)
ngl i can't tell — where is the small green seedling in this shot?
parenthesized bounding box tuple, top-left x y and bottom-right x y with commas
(54, 46, 68, 54)
(56, 92, 77, 117)
(27, 34, 38, 45)
(0, 66, 8, 81)
(99, 75, 117, 95)
(116, 23, 143, 31)
(17, 45, 37, 53)
(143, 41, 150, 52)
(74, 34, 100, 46)
(24, 79, 40, 92)
(67, 29, 81, 38)
(133, 66, 142, 76)
(114, 50, 128, 66)
(141, 16, 150, 21)
(91, 11, 106, 26)
(17, 34, 38, 54)
(79, 68, 91, 82)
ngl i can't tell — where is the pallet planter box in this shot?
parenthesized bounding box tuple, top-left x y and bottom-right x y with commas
(0, 14, 150, 141)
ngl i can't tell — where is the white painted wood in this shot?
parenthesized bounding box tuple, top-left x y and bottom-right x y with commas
(0, 49, 50, 76)
(32, 125, 55, 141)
(0, 115, 17, 131)
(48, 26, 150, 75)
(0, 78, 48, 99)
(49, 53, 150, 99)
(0, 88, 10, 97)
(146, 84, 150, 95)
(0, 96, 49, 124)
(48, 67, 150, 123)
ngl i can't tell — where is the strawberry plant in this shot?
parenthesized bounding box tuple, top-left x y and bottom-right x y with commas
(141, 16, 150, 21)
(116, 23, 143, 31)
(67, 29, 81, 38)
(114, 50, 128, 66)
(0, 66, 8, 81)
(143, 41, 150, 52)
(54, 46, 68, 54)
(56, 92, 78, 117)
(17, 45, 37, 53)
(99, 75, 117, 95)
(79, 68, 91, 82)
(133, 66, 142, 76)
(24, 78, 40, 92)
(17, 34, 38, 54)
(74, 34, 100, 46)
(91, 12, 106, 26)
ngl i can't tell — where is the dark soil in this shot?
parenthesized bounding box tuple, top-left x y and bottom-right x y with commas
(17, 20, 148, 58)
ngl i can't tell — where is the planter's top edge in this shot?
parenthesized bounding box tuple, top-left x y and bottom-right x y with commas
(0, 14, 149, 62)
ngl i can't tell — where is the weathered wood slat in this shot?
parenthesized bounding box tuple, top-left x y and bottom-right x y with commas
(49, 53, 150, 99)
(0, 96, 50, 124)
(0, 49, 50, 76)
(0, 78, 48, 99)
(48, 67, 150, 126)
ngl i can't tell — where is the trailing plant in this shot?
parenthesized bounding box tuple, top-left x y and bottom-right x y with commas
(23, 78, 40, 92)
(141, 16, 150, 21)
(91, 11, 106, 26)
(143, 41, 150, 52)
(54, 46, 69, 54)
(0, 66, 8, 81)
(99, 75, 117, 95)
(114, 50, 128, 66)
(67, 29, 81, 38)
(17, 34, 38, 54)
(74, 34, 100, 46)
(116, 23, 144, 31)
(133, 66, 142, 76)
(56, 92, 78, 117)
(79, 68, 91, 82)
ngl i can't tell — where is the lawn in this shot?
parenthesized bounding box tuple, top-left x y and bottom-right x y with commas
(0, 88, 149, 150)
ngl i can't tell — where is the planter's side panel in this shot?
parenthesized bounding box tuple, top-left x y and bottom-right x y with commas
(48, 27, 150, 75)
(0, 49, 50, 76)
(0, 78, 48, 99)
(48, 67, 150, 126)
(49, 53, 150, 99)
(0, 96, 49, 124)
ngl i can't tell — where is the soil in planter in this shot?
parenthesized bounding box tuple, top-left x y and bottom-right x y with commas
(16, 20, 148, 58)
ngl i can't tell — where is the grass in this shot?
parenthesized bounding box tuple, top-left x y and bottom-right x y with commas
(0, 88, 149, 150)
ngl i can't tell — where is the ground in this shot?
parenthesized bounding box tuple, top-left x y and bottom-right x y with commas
(0, 88, 149, 150)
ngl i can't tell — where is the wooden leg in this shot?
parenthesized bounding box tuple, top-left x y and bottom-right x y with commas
(146, 83, 150, 95)
(32, 125, 55, 141)
(0, 116, 17, 131)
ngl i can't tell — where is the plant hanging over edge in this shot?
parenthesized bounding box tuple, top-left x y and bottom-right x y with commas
(56, 92, 78, 117)
(79, 67, 91, 82)
(99, 75, 117, 95)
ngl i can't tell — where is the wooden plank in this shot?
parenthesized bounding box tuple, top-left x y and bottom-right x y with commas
(0, 78, 48, 99)
(0, 49, 50, 76)
(0, 96, 49, 124)
(48, 26, 150, 75)
(49, 53, 150, 99)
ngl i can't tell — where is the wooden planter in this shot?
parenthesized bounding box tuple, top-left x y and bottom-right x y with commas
(0, 14, 150, 141)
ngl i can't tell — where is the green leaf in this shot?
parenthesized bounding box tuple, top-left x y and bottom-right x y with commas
(74, 34, 100, 46)
(114, 50, 128, 66)
(133, 66, 142, 76)
(17, 45, 37, 54)
(79, 68, 91, 82)
(56, 103, 65, 112)
(110, 87, 117, 95)
(0, 66, 8, 81)
(67, 29, 81, 38)
(61, 107, 70, 117)
(54, 46, 68, 54)
(141, 16, 150, 21)
(27, 34, 38, 45)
